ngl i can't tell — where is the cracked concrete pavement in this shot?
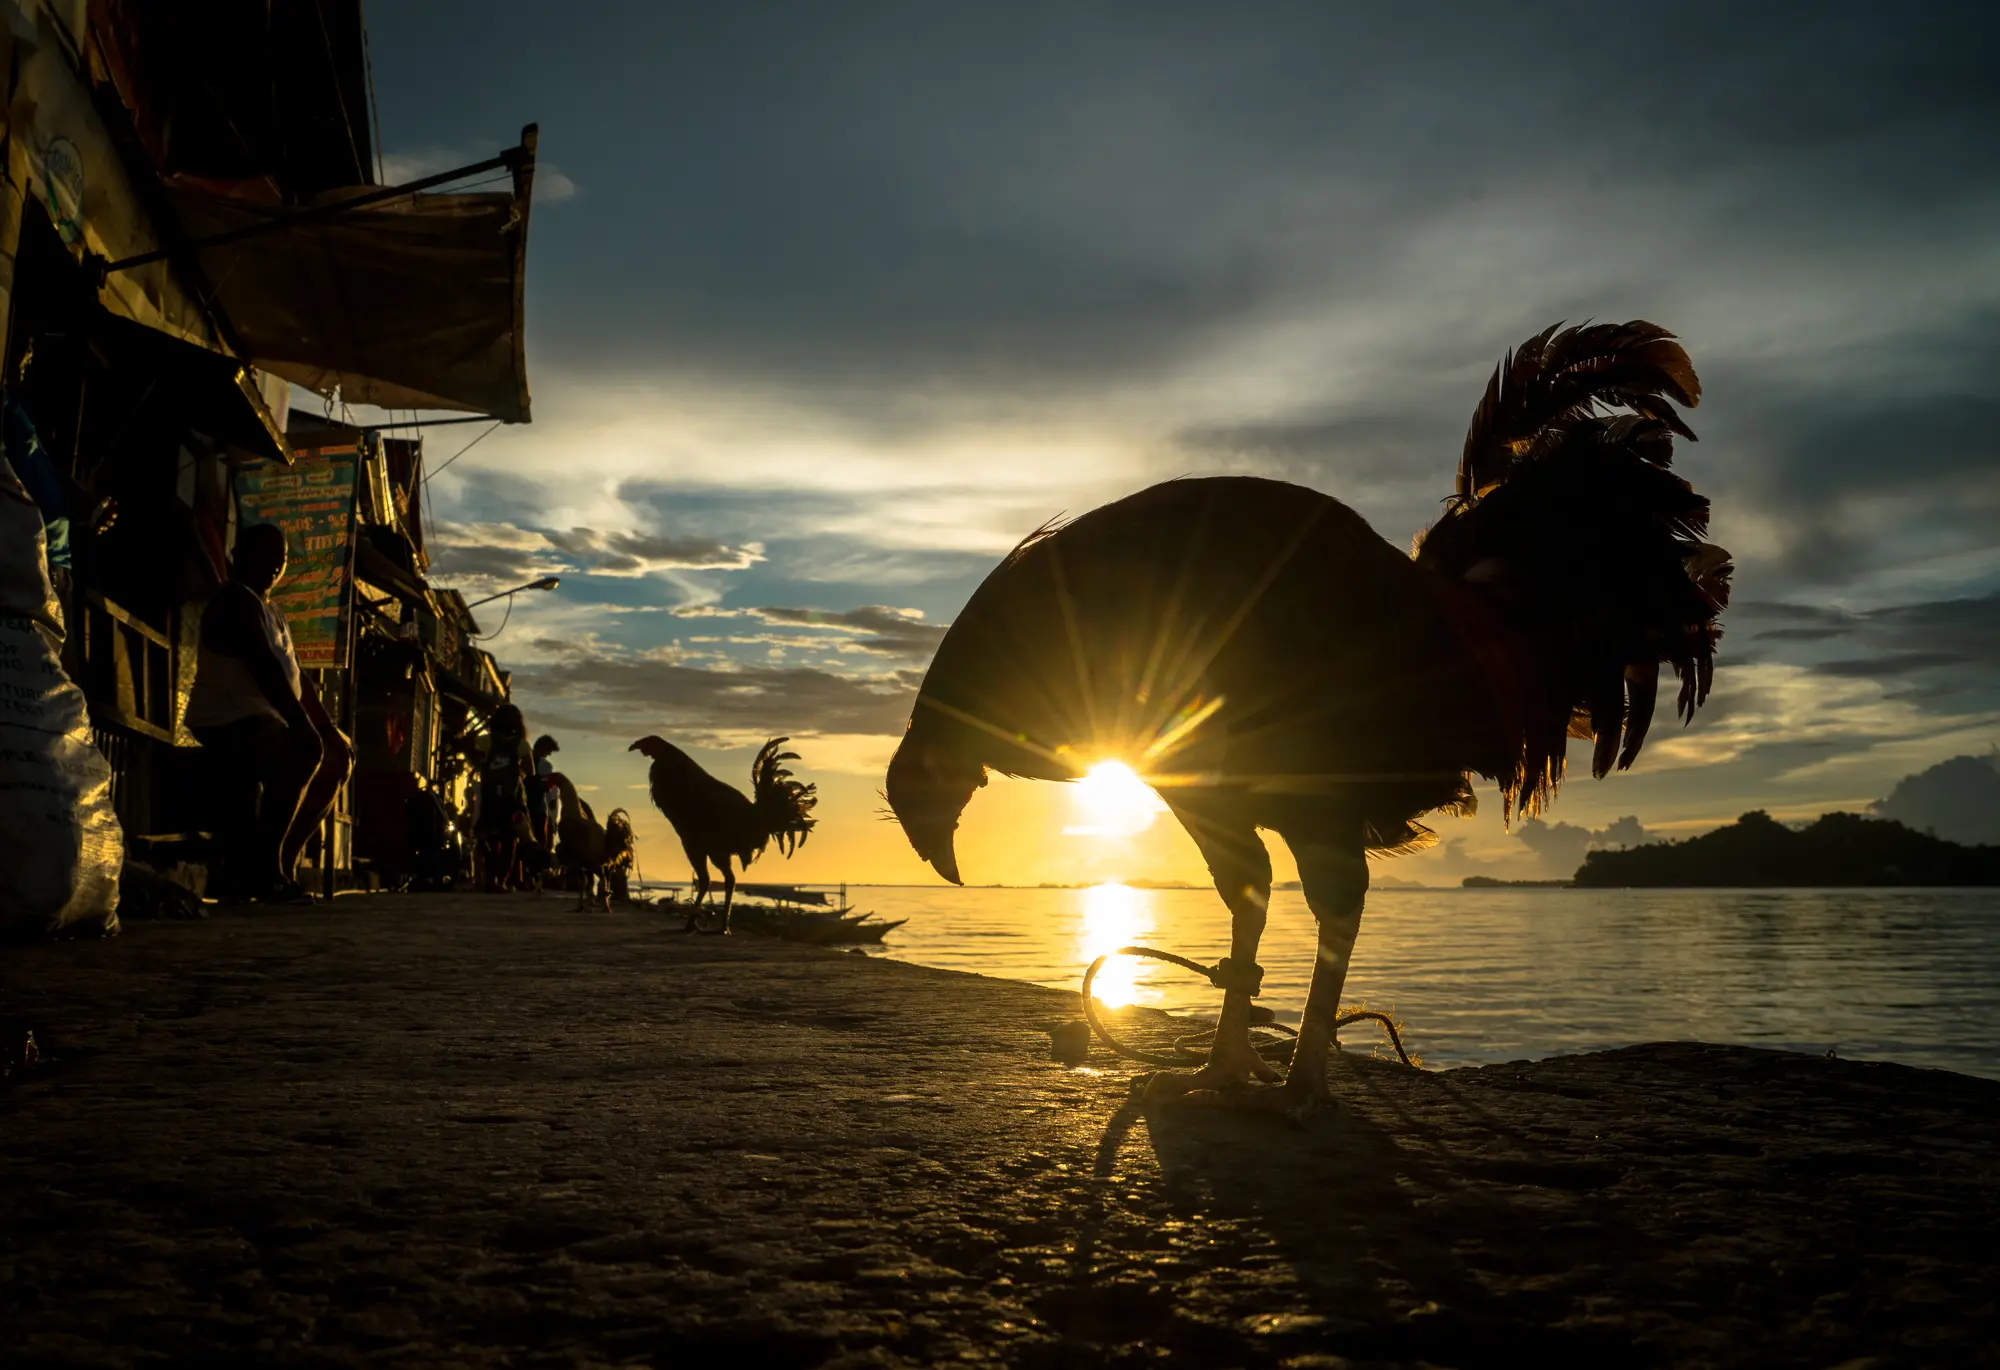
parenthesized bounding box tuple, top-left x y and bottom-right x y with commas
(3, 894, 1997, 1368)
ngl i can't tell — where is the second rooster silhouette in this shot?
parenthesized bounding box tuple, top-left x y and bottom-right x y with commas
(631, 735, 818, 932)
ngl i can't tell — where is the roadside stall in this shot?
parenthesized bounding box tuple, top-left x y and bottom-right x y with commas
(0, 2, 537, 907)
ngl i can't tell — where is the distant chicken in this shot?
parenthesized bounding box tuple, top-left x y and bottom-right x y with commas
(887, 321, 1731, 1115)
(547, 771, 600, 865)
(547, 772, 635, 909)
(600, 808, 636, 904)
(630, 736, 818, 931)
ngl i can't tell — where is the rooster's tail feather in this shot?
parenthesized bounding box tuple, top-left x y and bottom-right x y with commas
(750, 737, 819, 857)
(1416, 321, 1731, 820)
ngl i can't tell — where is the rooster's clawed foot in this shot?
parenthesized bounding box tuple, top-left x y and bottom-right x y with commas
(1137, 1065, 1328, 1127)
(1135, 1036, 1280, 1105)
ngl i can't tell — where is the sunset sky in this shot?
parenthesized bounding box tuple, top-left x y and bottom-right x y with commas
(360, 3, 1997, 886)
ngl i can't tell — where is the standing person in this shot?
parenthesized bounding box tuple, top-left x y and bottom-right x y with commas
(186, 523, 353, 902)
(529, 734, 560, 852)
(475, 705, 534, 891)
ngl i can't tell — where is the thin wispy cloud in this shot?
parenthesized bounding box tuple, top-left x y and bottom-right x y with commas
(427, 520, 763, 593)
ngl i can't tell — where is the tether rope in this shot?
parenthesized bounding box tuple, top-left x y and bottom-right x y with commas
(1079, 946, 1419, 1070)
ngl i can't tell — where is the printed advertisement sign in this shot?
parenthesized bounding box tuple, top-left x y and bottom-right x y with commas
(233, 445, 361, 669)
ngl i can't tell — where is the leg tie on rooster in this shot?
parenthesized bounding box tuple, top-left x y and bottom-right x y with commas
(1077, 946, 1419, 1078)
(667, 902, 733, 936)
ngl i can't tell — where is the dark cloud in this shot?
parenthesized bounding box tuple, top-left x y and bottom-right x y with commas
(1529, 735, 1868, 834)
(540, 527, 764, 574)
(1870, 595, 2000, 660)
(375, 3, 1999, 391)
(426, 470, 559, 531)
(746, 605, 947, 658)
(371, 1, 2000, 806)
(1880, 683, 1970, 709)
(422, 519, 763, 596)
(1517, 815, 1659, 878)
(397, 0, 2000, 611)
(426, 540, 551, 589)
(771, 544, 1002, 594)
(1723, 592, 2000, 713)
(1740, 595, 2000, 661)
(1733, 603, 1857, 626)
(615, 479, 1017, 600)
(1172, 413, 1462, 523)
(1754, 626, 1852, 643)
(1814, 653, 1973, 679)
(1872, 752, 2000, 846)
(1713, 344, 2000, 587)
(1674, 680, 1775, 727)
(504, 647, 915, 746)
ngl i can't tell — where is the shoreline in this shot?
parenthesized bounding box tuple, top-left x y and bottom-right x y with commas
(722, 883, 2000, 1082)
(638, 880, 2000, 891)
(4, 894, 1996, 1366)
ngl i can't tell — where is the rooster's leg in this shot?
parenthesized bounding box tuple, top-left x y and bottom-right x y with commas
(693, 860, 737, 935)
(1142, 812, 1277, 1101)
(682, 856, 712, 932)
(1270, 837, 1368, 1115)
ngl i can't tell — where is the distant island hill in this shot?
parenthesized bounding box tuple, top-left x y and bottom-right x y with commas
(1467, 811, 2000, 889)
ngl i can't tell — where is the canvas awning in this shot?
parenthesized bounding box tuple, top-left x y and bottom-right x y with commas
(147, 131, 537, 424)
(353, 535, 435, 613)
(434, 666, 504, 716)
(88, 307, 291, 463)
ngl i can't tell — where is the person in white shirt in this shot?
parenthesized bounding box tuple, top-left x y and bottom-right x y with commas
(529, 734, 559, 848)
(185, 523, 353, 902)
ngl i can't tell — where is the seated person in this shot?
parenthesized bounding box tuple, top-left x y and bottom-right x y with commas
(185, 523, 353, 902)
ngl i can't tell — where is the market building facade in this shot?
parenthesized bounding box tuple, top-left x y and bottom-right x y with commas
(0, 0, 536, 897)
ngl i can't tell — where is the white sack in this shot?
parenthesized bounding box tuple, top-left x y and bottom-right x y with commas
(0, 464, 120, 937)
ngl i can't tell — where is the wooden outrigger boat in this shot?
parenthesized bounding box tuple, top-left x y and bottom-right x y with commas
(725, 902, 908, 945)
(631, 883, 906, 945)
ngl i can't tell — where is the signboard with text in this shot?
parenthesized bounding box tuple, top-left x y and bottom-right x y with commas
(233, 444, 361, 670)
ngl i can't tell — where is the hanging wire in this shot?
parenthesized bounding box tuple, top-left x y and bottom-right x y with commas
(422, 421, 501, 486)
(419, 172, 516, 195)
(312, 0, 369, 183)
(359, 0, 386, 185)
(420, 424, 438, 552)
(469, 593, 518, 640)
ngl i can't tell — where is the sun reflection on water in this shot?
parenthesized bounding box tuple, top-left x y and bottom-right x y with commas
(1077, 882, 1157, 1008)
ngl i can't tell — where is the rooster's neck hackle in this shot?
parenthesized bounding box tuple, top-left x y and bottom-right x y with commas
(1416, 320, 1731, 821)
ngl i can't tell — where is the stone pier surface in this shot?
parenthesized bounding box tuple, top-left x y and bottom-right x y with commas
(3, 897, 1996, 1369)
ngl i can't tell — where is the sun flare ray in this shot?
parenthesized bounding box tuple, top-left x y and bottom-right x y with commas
(1065, 760, 1168, 838)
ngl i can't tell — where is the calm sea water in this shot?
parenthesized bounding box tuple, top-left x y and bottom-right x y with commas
(815, 885, 2000, 1080)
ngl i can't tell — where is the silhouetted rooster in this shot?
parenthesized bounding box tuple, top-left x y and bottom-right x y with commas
(630, 736, 818, 931)
(548, 772, 635, 910)
(887, 321, 1730, 1114)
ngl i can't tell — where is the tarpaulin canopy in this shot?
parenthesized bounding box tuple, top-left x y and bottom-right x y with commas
(434, 665, 504, 716)
(88, 307, 291, 463)
(159, 133, 536, 423)
(354, 532, 434, 613)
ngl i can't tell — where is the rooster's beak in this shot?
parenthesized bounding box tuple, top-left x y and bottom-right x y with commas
(926, 836, 963, 887)
(886, 732, 974, 886)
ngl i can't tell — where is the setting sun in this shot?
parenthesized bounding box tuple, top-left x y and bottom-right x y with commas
(1066, 760, 1168, 838)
